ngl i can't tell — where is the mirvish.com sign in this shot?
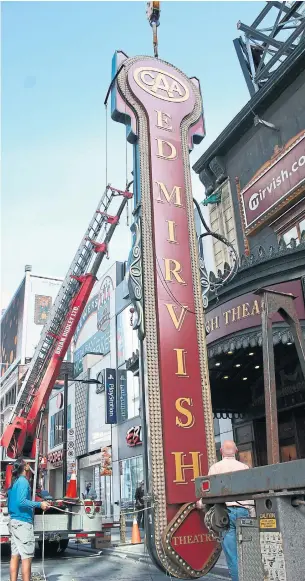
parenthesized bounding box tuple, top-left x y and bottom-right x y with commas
(241, 132, 305, 230)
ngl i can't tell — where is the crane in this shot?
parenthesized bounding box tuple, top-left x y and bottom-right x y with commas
(1, 184, 133, 462)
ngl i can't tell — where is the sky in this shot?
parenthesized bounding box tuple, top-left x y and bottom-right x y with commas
(1, 0, 263, 310)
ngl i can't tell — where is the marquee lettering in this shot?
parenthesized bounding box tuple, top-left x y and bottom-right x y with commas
(223, 299, 261, 326)
(166, 220, 178, 244)
(113, 54, 218, 577)
(174, 348, 188, 377)
(164, 259, 186, 284)
(155, 181, 183, 207)
(155, 110, 173, 131)
(172, 451, 202, 484)
(172, 534, 214, 546)
(156, 139, 177, 160)
(205, 316, 220, 334)
(165, 304, 188, 331)
(175, 398, 195, 429)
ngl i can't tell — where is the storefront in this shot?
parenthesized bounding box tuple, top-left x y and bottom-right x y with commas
(78, 450, 112, 517)
(114, 280, 143, 514)
(206, 273, 305, 467)
(117, 418, 143, 517)
(71, 263, 125, 522)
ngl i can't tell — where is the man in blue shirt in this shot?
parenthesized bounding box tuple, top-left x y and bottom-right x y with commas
(7, 458, 49, 581)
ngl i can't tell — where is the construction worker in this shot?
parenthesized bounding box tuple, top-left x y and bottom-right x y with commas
(7, 458, 50, 581)
(196, 440, 255, 581)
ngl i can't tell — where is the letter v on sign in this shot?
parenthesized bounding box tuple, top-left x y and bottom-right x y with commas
(165, 304, 188, 331)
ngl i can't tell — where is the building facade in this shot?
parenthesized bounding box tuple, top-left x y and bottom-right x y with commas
(193, 44, 305, 466)
(0, 266, 63, 467)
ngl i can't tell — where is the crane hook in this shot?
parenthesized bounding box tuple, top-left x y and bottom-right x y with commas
(146, 1, 161, 58)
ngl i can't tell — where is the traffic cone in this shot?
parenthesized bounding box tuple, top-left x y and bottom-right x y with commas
(131, 515, 141, 544)
(64, 471, 78, 499)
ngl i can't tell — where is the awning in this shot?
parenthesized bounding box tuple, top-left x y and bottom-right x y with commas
(207, 325, 305, 359)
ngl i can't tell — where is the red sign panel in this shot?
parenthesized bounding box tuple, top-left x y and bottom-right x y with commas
(241, 132, 305, 229)
(127, 61, 209, 505)
(112, 52, 218, 577)
(206, 280, 305, 345)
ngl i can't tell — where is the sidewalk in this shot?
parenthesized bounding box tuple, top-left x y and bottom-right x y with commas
(69, 528, 229, 578)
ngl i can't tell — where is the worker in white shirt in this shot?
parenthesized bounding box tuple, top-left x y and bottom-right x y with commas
(197, 440, 255, 581)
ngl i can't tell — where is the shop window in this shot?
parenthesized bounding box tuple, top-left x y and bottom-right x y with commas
(117, 369, 140, 421)
(208, 180, 238, 272)
(50, 410, 64, 448)
(120, 456, 144, 510)
(127, 372, 140, 419)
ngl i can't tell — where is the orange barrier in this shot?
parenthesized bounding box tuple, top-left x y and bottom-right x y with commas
(131, 515, 141, 544)
(64, 471, 78, 499)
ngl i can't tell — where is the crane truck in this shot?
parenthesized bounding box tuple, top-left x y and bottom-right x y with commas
(0, 184, 133, 555)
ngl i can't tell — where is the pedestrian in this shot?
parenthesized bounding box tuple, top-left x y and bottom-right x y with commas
(197, 440, 255, 581)
(7, 458, 50, 581)
(135, 480, 144, 528)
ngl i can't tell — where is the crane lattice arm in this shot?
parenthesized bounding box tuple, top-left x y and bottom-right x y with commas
(1, 185, 133, 459)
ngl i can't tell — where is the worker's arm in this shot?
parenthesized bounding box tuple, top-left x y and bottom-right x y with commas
(18, 479, 41, 510)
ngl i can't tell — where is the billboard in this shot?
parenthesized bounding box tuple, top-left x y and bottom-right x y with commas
(241, 131, 305, 231)
(25, 274, 62, 360)
(0, 279, 25, 377)
(73, 264, 117, 377)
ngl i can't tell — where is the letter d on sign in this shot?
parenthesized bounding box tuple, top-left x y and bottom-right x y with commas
(156, 139, 177, 160)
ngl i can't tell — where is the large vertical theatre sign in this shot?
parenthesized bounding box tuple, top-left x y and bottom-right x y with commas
(112, 52, 219, 578)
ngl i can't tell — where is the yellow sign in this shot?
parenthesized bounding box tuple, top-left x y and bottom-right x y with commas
(260, 518, 276, 529)
(133, 67, 189, 102)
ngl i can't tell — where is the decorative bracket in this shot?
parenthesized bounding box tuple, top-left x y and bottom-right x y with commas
(127, 220, 145, 340)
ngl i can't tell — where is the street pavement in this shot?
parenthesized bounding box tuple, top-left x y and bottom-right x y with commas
(1, 551, 228, 581)
(1, 529, 229, 581)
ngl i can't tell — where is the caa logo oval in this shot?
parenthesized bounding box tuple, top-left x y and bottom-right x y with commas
(133, 67, 189, 102)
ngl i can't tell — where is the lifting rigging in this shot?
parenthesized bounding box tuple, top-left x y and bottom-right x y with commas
(146, 1, 161, 58)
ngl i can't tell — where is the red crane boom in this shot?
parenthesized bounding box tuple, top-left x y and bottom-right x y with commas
(1, 185, 132, 460)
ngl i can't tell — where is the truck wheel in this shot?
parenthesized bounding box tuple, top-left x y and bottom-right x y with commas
(58, 539, 69, 553)
(38, 540, 68, 556)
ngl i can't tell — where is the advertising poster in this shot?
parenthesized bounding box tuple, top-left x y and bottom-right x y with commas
(34, 295, 53, 325)
(101, 446, 112, 476)
(73, 266, 117, 377)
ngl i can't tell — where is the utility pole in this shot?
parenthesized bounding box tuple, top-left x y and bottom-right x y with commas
(62, 373, 69, 495)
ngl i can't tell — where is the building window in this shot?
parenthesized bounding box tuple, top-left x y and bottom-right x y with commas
(281, 217, 305, 248)
(50, 410, 64, 448)
(208, 180, 238, 271)
(4, 384, 17, 408)
(120, 456, 144, 510)
(116, 308, 139, 368)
